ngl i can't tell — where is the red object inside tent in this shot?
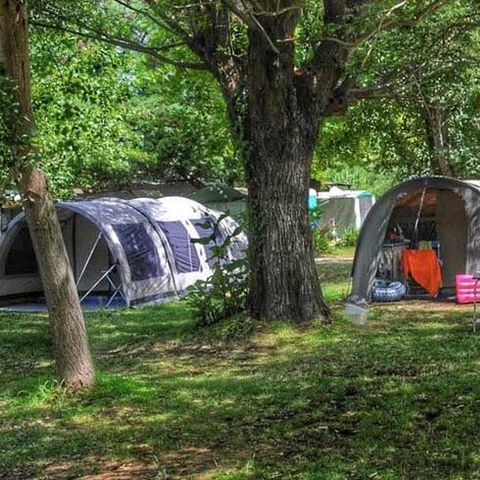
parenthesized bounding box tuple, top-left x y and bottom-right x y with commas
(401, 249, 442, 296)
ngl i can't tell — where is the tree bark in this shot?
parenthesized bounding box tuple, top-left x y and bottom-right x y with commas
(424, 105, 454, 177)
(243, 23, 330, 323)
(245, 135, 330, 322)
(0, 0, 94, 389)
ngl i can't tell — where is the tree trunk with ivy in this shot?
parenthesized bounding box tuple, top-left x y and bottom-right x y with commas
(187, 1, 352, 322)
(0, 0, 94, 389)
(241, 25, 334, 321)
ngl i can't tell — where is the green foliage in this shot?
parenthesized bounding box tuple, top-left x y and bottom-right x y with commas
(315, 158, 399, 196)
(310, 205, 332, 255)
(24, 0, 480, 202)
(315, 1, 480, 180)
(312, 228, 332, 255)
(132, 68, 242, 185)
(185, 215, 248, 326)
(14, 29, 244, 198)
(30, 32, 150, 196)
(339, 227, 359, 248)
(0, 74, 16, 190)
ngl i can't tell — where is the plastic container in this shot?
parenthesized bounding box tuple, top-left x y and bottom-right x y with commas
(345, 302, 368, 325)
(456, 274, 480, 304)
(308, 188, 318, 210)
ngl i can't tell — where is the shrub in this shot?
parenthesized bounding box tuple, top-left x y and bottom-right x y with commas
(312, 227, 332, 255)
(310, 205, 335, 255)
(339, 227, 359, 247)
(185, 215, 248, 326)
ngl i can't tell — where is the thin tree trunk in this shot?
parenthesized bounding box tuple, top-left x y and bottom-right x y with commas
(0, 0, 94, 388)
(243, 25, 330, 323)
(424, 106, 454, 177)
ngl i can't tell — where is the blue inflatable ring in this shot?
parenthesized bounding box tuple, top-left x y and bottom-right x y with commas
(372, 280, 406, 302)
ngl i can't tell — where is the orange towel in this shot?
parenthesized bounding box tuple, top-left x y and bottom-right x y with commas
(401, 249, 442, 296)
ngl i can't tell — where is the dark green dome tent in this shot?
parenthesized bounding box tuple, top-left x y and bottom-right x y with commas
(350, 176, 480, 303)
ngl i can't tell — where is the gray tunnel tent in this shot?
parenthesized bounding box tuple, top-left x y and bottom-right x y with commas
(0, 196, 247, 310)
(350, 176, 480, 302)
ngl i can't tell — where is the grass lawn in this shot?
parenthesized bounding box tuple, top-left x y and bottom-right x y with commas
(1, 259, 480, 479)
(317, 245, 356, 260)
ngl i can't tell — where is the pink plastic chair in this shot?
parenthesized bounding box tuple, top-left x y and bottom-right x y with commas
(456, 274, 479, 304)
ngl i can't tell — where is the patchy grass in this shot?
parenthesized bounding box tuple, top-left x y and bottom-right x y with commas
(318, 259, 352, 305)
(320, 245, 356, 259)
(1, 262, 480, 479)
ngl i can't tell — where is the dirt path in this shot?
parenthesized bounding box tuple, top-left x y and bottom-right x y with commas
(315, 256, 353, 264)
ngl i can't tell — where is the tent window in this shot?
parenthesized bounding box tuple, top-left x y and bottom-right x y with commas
(157, 221, 200, 273)
(5, 225, 39, 275)
(191, 217, 224, 267)
(113, 223, 163, 281)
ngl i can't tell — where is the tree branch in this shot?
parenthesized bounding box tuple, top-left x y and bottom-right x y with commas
(31, 20, 208, 70)
(250, 5, 302, 17)
(317, 0, 451, 50)
(112, 0, 168, 29)
(301, 0, 457, 117)
(141, 0, 196, 42)
(219, 0, 280, 55)
(220, 0, 256, 27)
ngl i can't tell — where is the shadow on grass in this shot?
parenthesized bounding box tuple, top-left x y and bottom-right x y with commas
(2, 300, 480, 478)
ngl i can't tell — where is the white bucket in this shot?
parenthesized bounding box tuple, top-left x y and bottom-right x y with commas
(345, 302, 368, 325)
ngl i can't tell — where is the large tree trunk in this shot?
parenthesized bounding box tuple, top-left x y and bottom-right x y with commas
(246, 136, 330, 322)
(0, 0, 94, 388)
(243, 25, 330, 323)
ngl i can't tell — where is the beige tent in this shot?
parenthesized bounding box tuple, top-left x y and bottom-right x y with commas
(350, 176, 480, 302)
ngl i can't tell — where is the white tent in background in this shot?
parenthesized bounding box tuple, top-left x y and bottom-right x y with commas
(317, 186, 375, 234)
(0, 197, 247, 311)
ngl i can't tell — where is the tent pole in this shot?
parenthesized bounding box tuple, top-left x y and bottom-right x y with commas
(76, 232, 102, 287)
(79, 264, 116, 303)
(104, 270, 128, 307)
(413, 179, 429, 246)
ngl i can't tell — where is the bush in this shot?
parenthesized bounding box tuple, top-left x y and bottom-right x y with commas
(185, 215, 248, 326)
(312, 227, 332, 255)
(309, 205, 330, 255)
(339, 227, 359, 247)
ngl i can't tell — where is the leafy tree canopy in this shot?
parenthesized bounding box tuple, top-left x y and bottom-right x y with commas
(1, 24, 242, 198)
(25, 0, 480, 198)
(315, 0, 480, 186)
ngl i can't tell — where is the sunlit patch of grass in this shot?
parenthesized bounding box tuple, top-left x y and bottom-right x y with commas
(3, 262, 480, 478)
(323, 245, 355, 258)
